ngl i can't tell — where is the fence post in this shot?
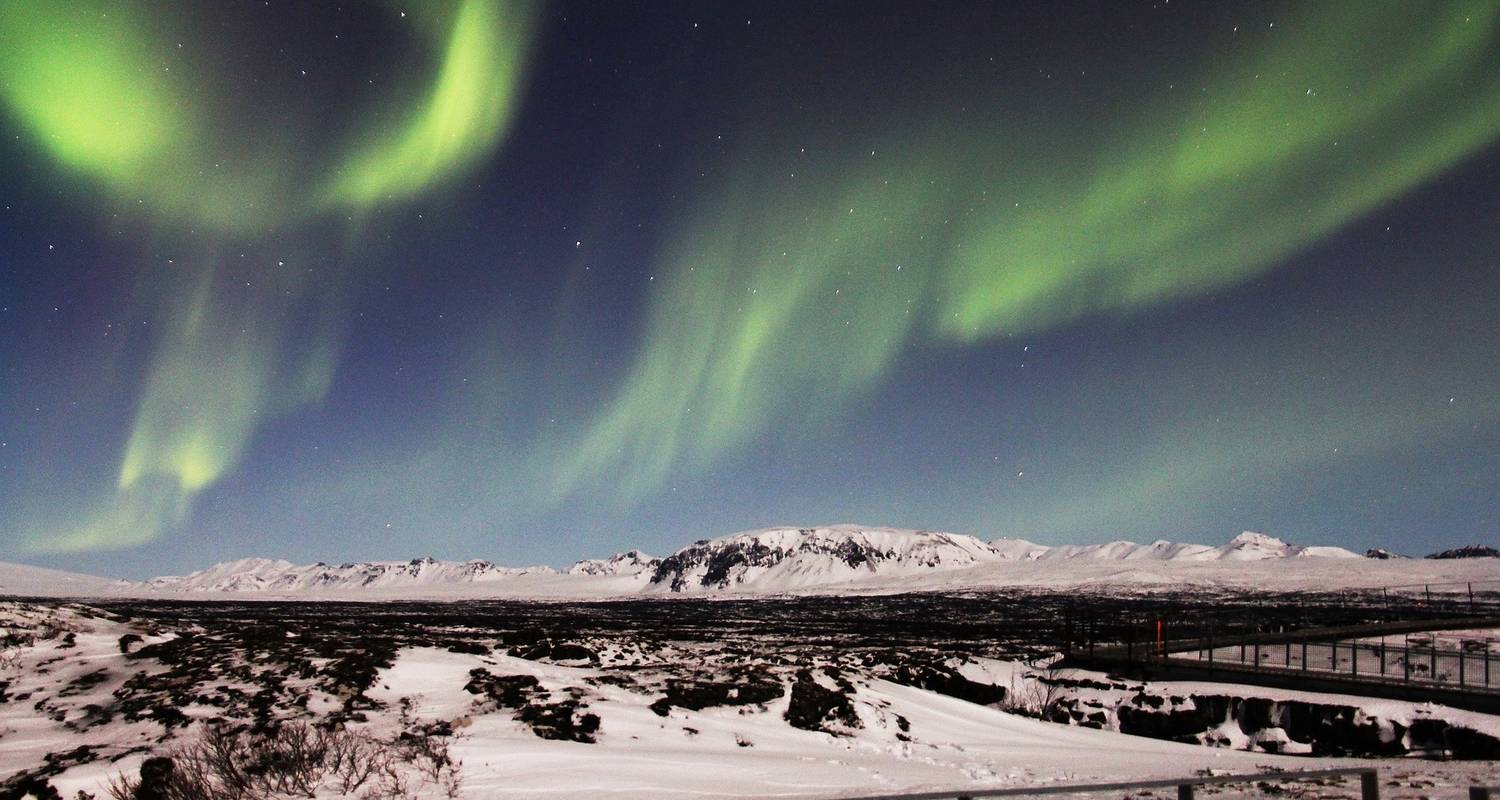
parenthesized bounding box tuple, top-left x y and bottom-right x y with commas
(1302, 641, 1308, 672)
(1352, 642, 1358, 676)
(1469, 786, 1489, 800)
(1254, 642, 1260, 667)
(1178, 783, 1195, 800)
(1360, 770, 1380, 800)
(1431, 644, 1438, 682)
(1460, 650, 1465, 687)
(1285, 641, 1291, 668)
(1404, 643, 1410, 681)
(1379, 640, 1386, 676)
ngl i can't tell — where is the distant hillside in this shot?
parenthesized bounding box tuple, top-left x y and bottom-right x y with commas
(643, 526, 1358, 593)
(0, 561, 121, 597)
(567, 550, 658, 577)
(117, 526, 1396, 597)
(1001, 531, 1360, 563)
(144, 556, 555, 592)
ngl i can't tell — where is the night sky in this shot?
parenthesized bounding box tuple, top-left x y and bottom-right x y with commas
(2, 0, 1497, 579)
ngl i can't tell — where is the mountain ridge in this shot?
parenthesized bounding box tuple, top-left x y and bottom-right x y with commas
(143, 555, 557, 593)
(138, 525, 1362, 594)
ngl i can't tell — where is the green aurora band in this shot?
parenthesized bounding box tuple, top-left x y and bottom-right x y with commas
(1, 0, 537, 552)
(5, 1, 1498, 553)
(556, 2, 1500, 504)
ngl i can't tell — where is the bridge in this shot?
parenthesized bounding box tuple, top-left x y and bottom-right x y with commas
(1062, 614, 1500, 714)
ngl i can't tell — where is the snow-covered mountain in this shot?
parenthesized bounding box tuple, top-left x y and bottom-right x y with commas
(648, 525, 1000, 592)
(994, 531, 1359, 563)
(144, 556, 556, 592)
(567, 550, 659, 576)
(128, 526, 1364, 596)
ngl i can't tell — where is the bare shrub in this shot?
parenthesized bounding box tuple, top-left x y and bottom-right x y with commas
(1000, 658, 1069, 719)
(104, 721, 462, 800)
(0, 643, 21, 672)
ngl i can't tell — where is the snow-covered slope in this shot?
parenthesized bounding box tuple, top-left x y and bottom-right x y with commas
(567, 550, 658, 576)
(145, 556, 556, 592)
(0, 561, 120, 597)
(999, 531, 1359, 562)
(989, 538, 1051, 560)
(1213, 531, 1360, 560)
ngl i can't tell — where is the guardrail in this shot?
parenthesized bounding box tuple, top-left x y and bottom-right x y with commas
(1060, 616, 1500, 713)
(1077, 616, 1500, 690)
(1188, 635, 1497, 689)
(836, 767, 1380, 800)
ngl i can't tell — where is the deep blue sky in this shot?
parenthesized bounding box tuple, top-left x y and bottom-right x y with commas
(2, 0, 1497, 578)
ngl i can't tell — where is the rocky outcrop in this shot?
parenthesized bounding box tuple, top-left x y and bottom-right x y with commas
(1426, 545, 1500, 559)
(1049, 691, 1500, 759)
(567, 550, 659, 576)
(649, 526, 1001, 592)
(784, 668, 862, 735)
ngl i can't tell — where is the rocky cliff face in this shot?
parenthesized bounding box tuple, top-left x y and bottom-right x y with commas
(648, 526, 1001, 592)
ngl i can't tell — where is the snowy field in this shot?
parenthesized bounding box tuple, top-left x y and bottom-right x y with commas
(3, 592, 1498, 799)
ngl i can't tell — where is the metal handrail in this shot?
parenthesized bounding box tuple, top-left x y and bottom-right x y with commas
(836, 767, 1379, 800)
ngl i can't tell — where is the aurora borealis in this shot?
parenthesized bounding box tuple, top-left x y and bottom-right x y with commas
(2, 1, 1497, 576)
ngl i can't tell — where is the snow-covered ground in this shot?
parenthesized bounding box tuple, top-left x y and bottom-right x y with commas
(367, 647, 1288, 799)
(3, 598, 1498, 799)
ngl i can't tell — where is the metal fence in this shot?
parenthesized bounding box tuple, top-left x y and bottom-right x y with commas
(1060, 579, 1500, 662)
(1183, 633, 1499, 690)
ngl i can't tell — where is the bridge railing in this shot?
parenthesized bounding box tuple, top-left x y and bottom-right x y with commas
(1181, 631, 1498, 690)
